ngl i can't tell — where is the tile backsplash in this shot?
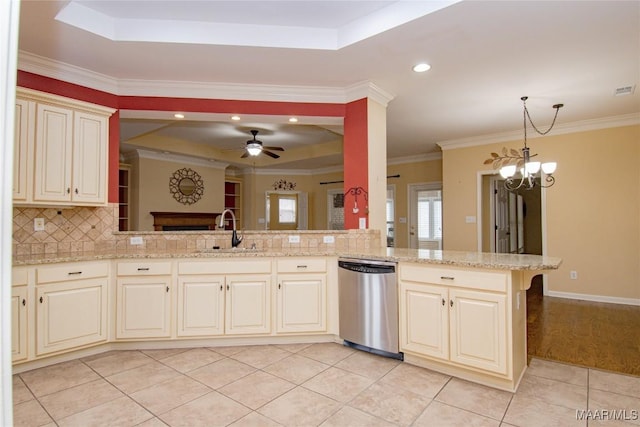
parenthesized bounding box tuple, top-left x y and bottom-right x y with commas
(12, 204, 380, 256)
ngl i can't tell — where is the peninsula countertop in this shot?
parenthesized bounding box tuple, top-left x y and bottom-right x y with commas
(13, 247, 562, 271)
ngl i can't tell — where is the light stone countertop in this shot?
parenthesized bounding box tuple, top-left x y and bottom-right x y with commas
(13, 247, 562, 271)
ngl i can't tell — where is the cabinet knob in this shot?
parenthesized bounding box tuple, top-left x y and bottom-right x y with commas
(39, 296, 43, 304)
(22, 299, 26, 306)
(441, 298, 445, 306)
(450, 299, 454, 307)
(66, 188, 70, 194)
(166, 286, 169, 293)
(220, 285, 223, 291)
(278, 283, 281, 289)
(75, 188, 79, 194)
(68, 271, 82, 275)
(227, 285, 230, 291)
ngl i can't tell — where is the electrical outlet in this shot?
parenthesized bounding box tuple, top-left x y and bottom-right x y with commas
(288, 235, 300, 243)
(359, 218, 367, 229)
(323, 235, 335, 244)
(130, 236, 143, 245)
(570, 271, 578, 280)
(34, 218, 45, 231)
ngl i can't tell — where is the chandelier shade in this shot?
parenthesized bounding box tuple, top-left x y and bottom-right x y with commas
(484, 96, 563, 191)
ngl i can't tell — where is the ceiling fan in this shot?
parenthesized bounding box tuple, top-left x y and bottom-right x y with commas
(241, 129, 284, 159)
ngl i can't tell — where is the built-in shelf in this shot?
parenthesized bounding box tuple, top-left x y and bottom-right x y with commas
(118, 165, 130, 231)
(223, 180, 242, 230)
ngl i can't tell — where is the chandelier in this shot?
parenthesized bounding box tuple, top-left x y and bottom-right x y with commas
(485, 96, 563, 191)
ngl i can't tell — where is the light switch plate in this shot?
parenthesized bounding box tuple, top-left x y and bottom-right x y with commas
(465, 216, 477, 224)
(399, 217, 407, 223)
(323, 235, 335, 244)
(130, 236, 143, 245)
(288, 235, 300, 243)
(359, 218, 367, 229)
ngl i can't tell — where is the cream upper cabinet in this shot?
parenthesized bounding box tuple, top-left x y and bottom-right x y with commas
(276, 258, 327, 334)
(116, 261, 172, 339)
(399, 263, 509, 377)
(13, 98, 34, 201)
(15, 87, 114, 206)
(35, 262, 109, 356)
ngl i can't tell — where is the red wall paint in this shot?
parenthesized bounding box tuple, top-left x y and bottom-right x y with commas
(16, 71, 351, 206)
(343, 98, 368, 229)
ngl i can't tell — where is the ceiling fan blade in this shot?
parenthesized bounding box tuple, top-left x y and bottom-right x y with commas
(263, 146, 284, 151)
(240, 151, 249, 158)
(263, 150, 280, 159)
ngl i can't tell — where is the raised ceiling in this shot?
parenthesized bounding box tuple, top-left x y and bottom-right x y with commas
(17, 0, 640, 170)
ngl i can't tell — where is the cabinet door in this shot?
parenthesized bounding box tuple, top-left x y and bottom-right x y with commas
(116, 277, 171, 339)
(12, 286, 28, 362)
(399, 282, 449, 360)
(72, 112, 108, 204)
(33, 103, 73, 202)
(449, 288, 507, 375)
(13, 99, 34, 201)
(177, 275, 225, 337)
(225, 275, 271, 335)
(36, 278, 107, 356)
(277, 274, 326, 333)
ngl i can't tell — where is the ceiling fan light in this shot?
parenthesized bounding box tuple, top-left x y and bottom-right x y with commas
(247, 143, 262, 156)
(542, 162, 557, 174)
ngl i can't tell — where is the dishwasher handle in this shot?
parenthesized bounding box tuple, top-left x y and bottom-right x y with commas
(338, 260, 395, 274)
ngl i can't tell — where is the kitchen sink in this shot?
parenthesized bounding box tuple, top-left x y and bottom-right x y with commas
(199, 247, 265, 253)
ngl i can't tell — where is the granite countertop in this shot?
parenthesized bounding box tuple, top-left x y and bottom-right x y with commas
(13, 247, 562, 271)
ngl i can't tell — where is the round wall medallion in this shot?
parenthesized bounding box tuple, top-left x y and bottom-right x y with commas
(169, 168, 204, 205)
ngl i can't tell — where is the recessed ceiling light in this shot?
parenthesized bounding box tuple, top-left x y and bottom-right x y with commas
(412, 63, 431, 73)
(231, 115, 241, 121)
(289, 117, 298, 123)
(174, 113, 185, 119)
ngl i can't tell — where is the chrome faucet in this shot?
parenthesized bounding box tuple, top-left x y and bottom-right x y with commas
(218, 209, 243, 248)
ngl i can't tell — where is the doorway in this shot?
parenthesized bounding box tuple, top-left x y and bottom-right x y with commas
(265, 191, 308, 230)
(408, 183, 443, 250)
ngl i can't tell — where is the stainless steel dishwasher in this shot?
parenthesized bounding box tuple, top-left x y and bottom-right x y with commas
(338, 258, 402, 360)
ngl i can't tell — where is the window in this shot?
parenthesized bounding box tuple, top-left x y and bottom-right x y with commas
(417, 190, 442, 240)
(278, 196, 297, 223)
(386, 186, 395, 247)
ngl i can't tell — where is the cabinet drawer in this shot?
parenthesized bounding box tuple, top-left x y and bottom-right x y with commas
(37, 262, 109, 284)
(179, 259, 271, 275)
(117, 261, 172, 276)
(12, 268, 29, 286)
(277, 258, 326, 273)
(400, 263, 507, 293)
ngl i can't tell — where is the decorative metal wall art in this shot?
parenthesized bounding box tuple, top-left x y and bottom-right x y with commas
(272, 179, 296, 191)
(169, 168, 204, 205)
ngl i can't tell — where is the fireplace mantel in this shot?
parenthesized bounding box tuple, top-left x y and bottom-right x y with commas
(150, 212, 220, 231)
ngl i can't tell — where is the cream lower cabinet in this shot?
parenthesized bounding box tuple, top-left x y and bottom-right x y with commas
(177, 260, 272, 336)
(35, 262, 109, 356)
(177, 275, 225, 337)
(225, 275, 271, 335)
(276, 258, 327, 334)
(12, 268, 29, 362)
(116, 261, 172, 339)
(399, 263, 508, 376)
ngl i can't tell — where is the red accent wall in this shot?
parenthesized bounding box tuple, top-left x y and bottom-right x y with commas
(343, 98, 368, 229)
(16, 71, 350, 205)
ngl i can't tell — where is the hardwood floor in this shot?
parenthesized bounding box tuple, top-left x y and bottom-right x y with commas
(527, 277, 640, 376)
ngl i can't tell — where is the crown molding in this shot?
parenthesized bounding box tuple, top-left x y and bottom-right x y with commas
(387, 152, 442, 165)
(345, 81, 395, 107)
(18, 51, 394, 105)
(18, 51, 120, 94)
(438, 113, 640, 151)
(131, 149, 229, 170)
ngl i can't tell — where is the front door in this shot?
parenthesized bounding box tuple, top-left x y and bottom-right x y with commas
(408, 183, 442, 250)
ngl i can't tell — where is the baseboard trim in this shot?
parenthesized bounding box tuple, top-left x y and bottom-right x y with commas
(545, 290, 640, 306)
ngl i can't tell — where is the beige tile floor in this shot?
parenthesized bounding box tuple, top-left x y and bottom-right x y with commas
(12, 343, 640, 427)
